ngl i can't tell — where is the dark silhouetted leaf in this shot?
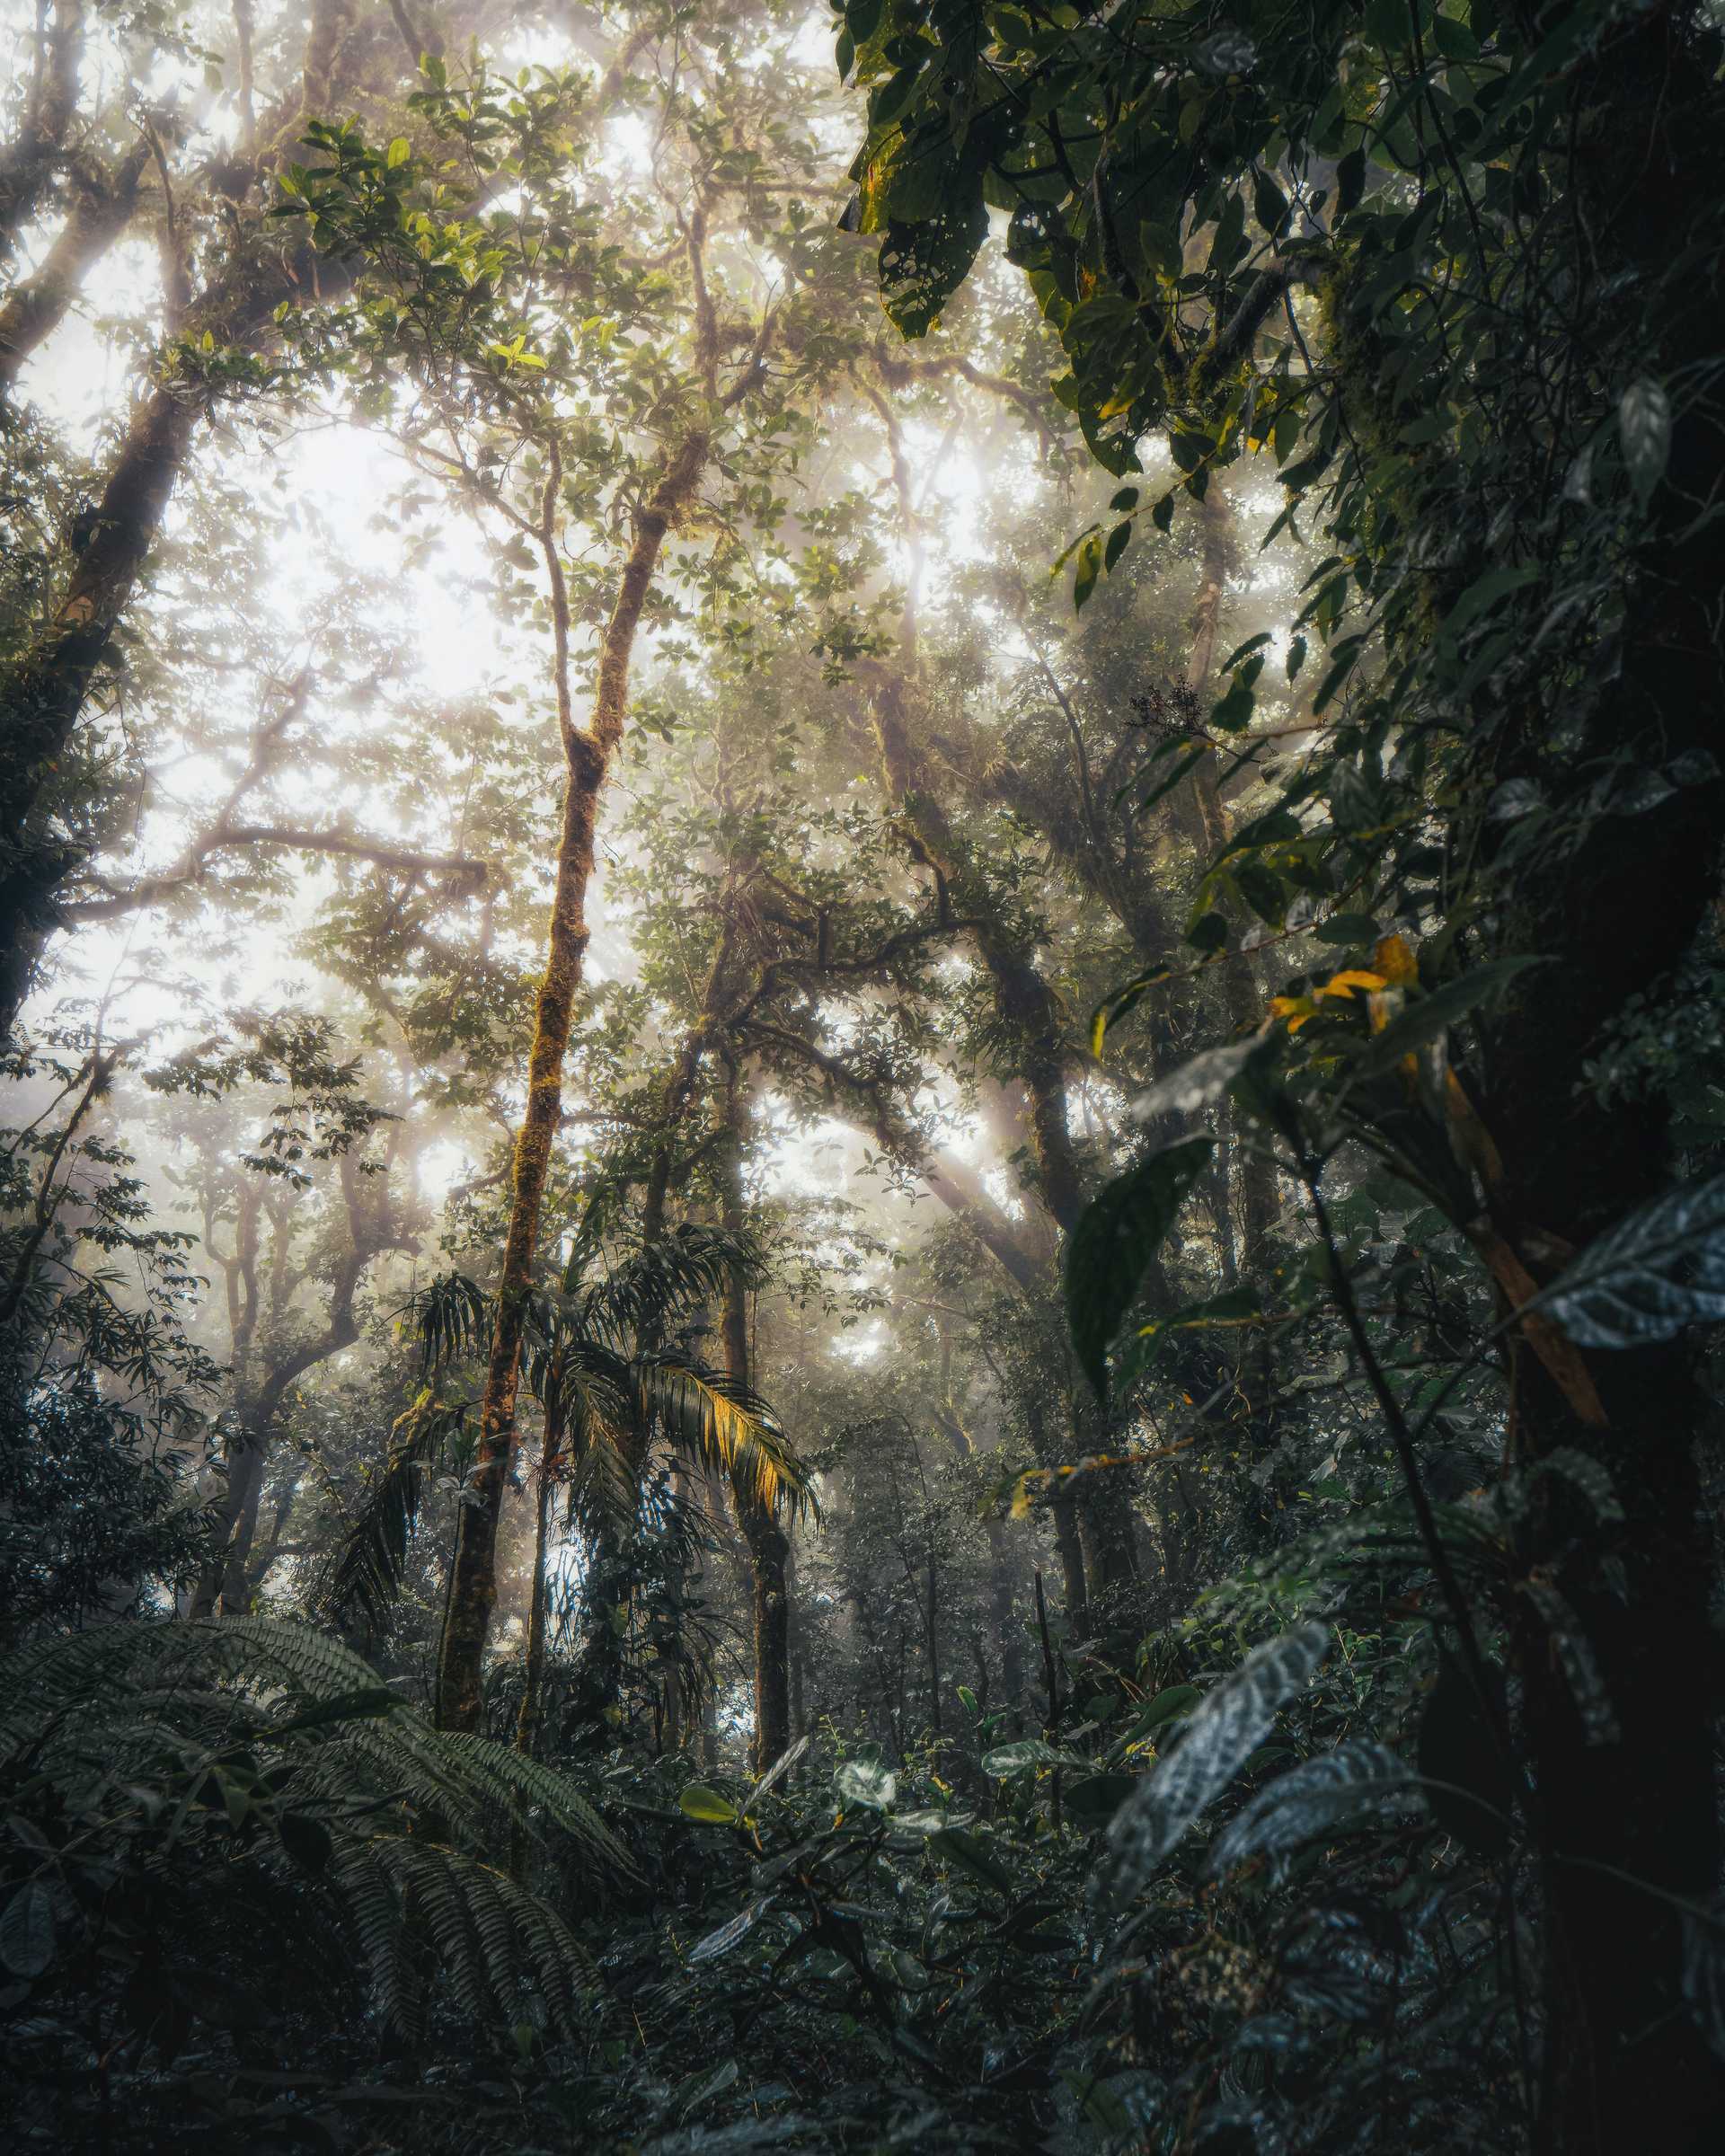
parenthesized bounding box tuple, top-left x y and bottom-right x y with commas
(1066, 1773, 1137, 1828)
(1066, 1137, 1214, 1398)
(0, 1882, 56, 1979)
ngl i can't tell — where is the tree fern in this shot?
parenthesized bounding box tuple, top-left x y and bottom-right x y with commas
(0, 1617, 630, 2042)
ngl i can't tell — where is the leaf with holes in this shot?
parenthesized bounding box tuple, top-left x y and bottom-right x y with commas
(1529, 1174, 1725, 1348)
(1092, 1624, 1330, 1909)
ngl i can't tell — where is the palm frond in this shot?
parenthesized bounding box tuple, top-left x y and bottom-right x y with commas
(313, 1391, 471, 1634)
(640, 1356, 813, 1520)
(568, 1222, 762, 1348)
(396, 1270, 492, 1378)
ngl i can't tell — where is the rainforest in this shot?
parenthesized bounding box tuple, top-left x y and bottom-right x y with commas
(3, 2, 1724, 2151)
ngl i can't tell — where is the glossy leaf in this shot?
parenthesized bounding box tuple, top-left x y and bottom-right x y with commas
(1209, 1742, 1417, 1874)
(1529, 1174, 1725, 1347)
(1092, 1625, 1331, 1907)
(679, 1784, 740, 1825)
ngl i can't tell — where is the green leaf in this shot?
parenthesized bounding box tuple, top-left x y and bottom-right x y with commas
(1065, 1772, 1137, 1828)
(674, 2058, 740, 2116)
(1128, 1038, 1262, 1127)
(386, 137, 411, 169)
(679, 1784, 739, 1825)
(1209, 1742, 1417, 1873)
(834, 1756, 898, 1809)
(879, 193, 989, 339)
(870, 54, 928, 129)
(1252, 168, 1288, 236)
(1311, 912, 1379, 945)
(928, 1825, 1014, 1893)
(1336, 146, 1367, 215)
(1528, 1173, 1725, 1348)
(1073, 529, 1103, 611)
(1065, 1138, 1215, 1398)
(1092, 1625, 1331, 1907)
(1439, 564, 1540, 640)
(1619, 378, 1672, 506)
(1116, 1286, 1264, 1391)
(270, 1684, 399, 1737)
(0, 1880, 56, 1978)
(688, 1898, 773, 1964)
(1126, 1684, 1201, 1739)
(981, 1737, 1084, 1775)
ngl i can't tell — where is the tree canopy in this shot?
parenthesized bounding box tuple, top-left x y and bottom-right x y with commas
(3, 3, 1724, 2152)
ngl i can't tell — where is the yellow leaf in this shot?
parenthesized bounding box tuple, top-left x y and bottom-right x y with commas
(1372, 933, 1419, 987)
(1269, 994, 1317, 1032)
(1316, 968, 1386, 1000)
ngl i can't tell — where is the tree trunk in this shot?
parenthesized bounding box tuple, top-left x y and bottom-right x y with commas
(719, 1065, 792, 1774)
(1470, 21, 1725, 2148)
(0, 0, 84, 258)
(514, 1440, 553, 1758)
(436, 431, 708, 1731)
(0, 0, 364, 1031)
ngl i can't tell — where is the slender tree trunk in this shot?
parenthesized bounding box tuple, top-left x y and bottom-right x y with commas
(436, 431, 708, 1731)
(0, 0, 84, 258)
(514, 1436, 553, 1758)
(719, 1066, 792, 1773)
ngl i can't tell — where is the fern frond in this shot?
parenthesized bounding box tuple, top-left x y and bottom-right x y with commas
(396, 1270, 492, 1377)
(0, 1617, 625, 2041)
(434, 1731, 634, 1872)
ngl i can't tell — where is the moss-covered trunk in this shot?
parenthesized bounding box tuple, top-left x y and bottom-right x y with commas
(435, 432, 707, 1733)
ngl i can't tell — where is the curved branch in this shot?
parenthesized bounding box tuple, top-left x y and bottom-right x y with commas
(739, 1016, 1047, 1297)
(64, 824, 491, 922)
(871, 347, 1060, 451)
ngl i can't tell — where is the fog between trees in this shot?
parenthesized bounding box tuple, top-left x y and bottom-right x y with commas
(4, 4, 1725, 2152)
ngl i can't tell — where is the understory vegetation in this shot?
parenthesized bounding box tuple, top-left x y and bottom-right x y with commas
(3, 2, 1723, 2152)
